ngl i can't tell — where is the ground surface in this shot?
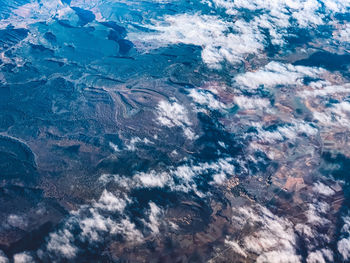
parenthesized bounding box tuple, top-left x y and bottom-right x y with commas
(0, 1, 350, 262)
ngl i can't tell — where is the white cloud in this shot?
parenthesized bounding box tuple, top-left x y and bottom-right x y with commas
(337, 215, 350, 260)
(109, 142, 120, 152)
(134, 171, 171, 188)
(224, 239, 247, 258)
(99, 173, 133, 189)
(322, 0, 350, 13)
(0, 251, 8, 263)
(295, 224, 315, 238)
(256, 251, 301, 263)
(189, 89, 228, 111)
(7, 214, 27, 229)
(183, 127, 197, 141)
(157, 100, 191, 128)
(227, 189, 345, 262)
(13, 253, 34, 263)
(307, 251, 326, 263)
(313, 101, 350, 128)
(125, 137, 152, 151)
(79, 210, 115, 241)
(156, 100, 196, 140)
(45, 187, 144, 260)
(321, 249, 334, 262)
(234, 95, 271, 110)
(234, 62, 324, 89)
(94, 190, 128, 212)
(251, 121, 318, 144)
(338, 238, 350, 261)
(301, 84, 350, 97)
(212, 171, 226, 184)
(341, 215, 350, 234)
(143, 202, 163, 234)
(306, 203, 330, 226)
(47, 228, 78, 259)
(130, 0, 350, 67)
(334, 24, 350, 44)
(99, 157, 235, 195)
(313, 182, 335, 196)
(110, 218, 144, 243)
(211, 0, 347, 32)
(231, 205, 301, 262)
(132, 13, 264, 68)
(307, 249, 333, 263)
